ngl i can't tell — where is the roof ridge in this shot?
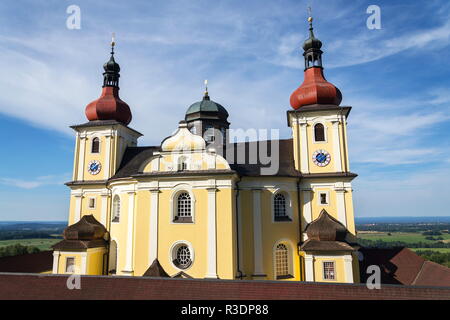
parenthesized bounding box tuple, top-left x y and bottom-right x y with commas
(411, 259, 427, 286)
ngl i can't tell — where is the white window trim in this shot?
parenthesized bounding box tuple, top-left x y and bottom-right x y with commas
(65, 256, 76, 274)
(177, 155, 188, 171)
(317, 190, 330, 206)
(90, 136, 101, 154)
(111, 194, 121, 223)
(271, 189, 293, 223)
(174, 154, 191, 172)
(322, 260, 337, 281)
(272, 240, 295, 280)
(170, 185, 196, 224)
(169, 240, 195, 271)
(312, 121, 328, 143)
(88, 197, 96, 209)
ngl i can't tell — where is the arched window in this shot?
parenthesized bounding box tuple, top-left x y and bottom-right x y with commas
(314, 123, 325, 142)
(274, 193, 290, 221)
(91, 137, 100, 153)
(112, 195, 120, 222)
(178, 156, 187, 171)
(204, 125, 215, 142)
(174, 192, 192, 223)
(275, 243, 291, 279)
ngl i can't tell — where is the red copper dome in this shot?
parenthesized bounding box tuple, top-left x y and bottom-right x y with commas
(290, 68, 342, 109)
(85, 86, 132, 125)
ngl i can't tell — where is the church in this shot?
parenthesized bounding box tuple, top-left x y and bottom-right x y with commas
(51, 16, 360, 283)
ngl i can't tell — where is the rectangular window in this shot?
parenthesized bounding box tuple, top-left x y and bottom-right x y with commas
(323, 261, 335, 280)
(320, 193, 328, 205)
(88, 198, 96, 209)
(65, 257, 75, 273)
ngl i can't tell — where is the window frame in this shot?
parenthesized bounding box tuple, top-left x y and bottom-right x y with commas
(273, 240, 294, 280)
(174, 192, 192, 223)
(65, 257, 75, 273)
(317, 191, 330, 206)
(88, 197, 96, 209)
(177, 156, 188, 171)
(312, 122, 327, 143)
(322, 260, 336, 281)
(91, 137, 101, 154)
(271, 190, 293, 223)
(170, 241, 195, 271)
(203, 125, 216, 143)
(171, 187, 195, 224)
(112, 195, 121, 223)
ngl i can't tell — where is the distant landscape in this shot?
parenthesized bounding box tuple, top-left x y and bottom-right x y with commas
(356, 216, 450, 267)
(0, 217, 449, 268)
(0, 221, 65, 258)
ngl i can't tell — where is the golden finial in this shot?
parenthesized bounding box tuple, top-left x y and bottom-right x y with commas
(307, 6, 313, 23)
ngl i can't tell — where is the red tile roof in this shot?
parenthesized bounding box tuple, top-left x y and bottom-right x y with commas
(359, 247, 450, 287)
(413, 261, 450, 286)
(0, 273, 449, 300)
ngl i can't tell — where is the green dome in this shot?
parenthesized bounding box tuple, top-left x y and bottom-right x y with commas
(302, 35, 322, 51)
(186, 94, 229, 120)
(302, 17, 322, 51)
(103, 55, 120, 73)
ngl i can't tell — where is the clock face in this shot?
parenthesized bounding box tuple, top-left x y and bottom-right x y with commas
(312, 150, 331, 167)
(87, 160, 102, 175)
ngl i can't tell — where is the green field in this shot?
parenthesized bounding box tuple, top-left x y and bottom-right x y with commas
(357, 232, 450, 244)
(0, 238, 60, 251)
(412, 248, 450, 253)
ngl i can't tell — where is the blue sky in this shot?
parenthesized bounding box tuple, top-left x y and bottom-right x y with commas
(0, 0, 449, 220)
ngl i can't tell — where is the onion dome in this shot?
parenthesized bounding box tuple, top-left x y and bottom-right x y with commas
(305, 209, 348, 242)
(290, 17, 342, 110)
(63, 215, 107, 241)
(85, 35, 132, 125)
(186, 87, 229, 122)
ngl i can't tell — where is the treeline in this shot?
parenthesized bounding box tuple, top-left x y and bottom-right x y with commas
(356, 223, 450, 233)
(358, 238, 450, 249)
(422, 231, 444, 236)
(0, 244, 41, 258)
(0, 230, 63, 240)
(415, 250, 450, 268)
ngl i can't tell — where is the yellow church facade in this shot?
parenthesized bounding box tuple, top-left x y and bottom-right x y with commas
(52, 18, 360, 284)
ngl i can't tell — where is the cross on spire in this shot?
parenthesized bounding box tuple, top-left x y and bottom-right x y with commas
(111, 32, 116, 55)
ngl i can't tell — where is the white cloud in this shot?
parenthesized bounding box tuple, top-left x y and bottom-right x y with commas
(270, 6, 450, 69)
(0, 174, 70, 189)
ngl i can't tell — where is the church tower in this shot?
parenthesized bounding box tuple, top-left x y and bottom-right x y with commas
(185, 81, 230, 150)
(67, 37, 142, 227)
(288, 16, 359, 282)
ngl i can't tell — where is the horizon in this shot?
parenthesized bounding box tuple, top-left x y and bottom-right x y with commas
(2, 216, 450, 223)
